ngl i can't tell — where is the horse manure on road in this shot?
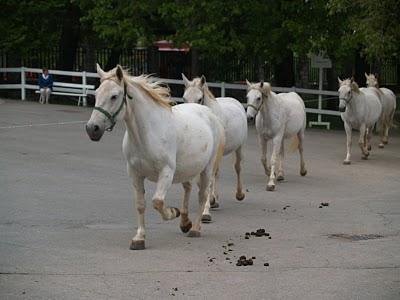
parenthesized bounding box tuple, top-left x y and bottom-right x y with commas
(245, 228, 271, 238)
(319, 202, 329, 208)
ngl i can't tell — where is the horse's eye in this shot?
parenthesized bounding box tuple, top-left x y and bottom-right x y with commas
(111, 95, 117, 100)
(257, 97, 261, 101)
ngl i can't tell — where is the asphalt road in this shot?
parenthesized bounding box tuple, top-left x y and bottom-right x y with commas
(1, 100, 399, 299)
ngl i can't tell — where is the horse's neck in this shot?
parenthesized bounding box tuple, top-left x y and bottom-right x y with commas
(203, 91, 222, 115)
(124, 83, 171, 147)
(259, 92, 280, 124)
(346, 92, 364, 116)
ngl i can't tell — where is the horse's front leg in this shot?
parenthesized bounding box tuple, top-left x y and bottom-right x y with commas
(359, 123, 369, 159)
(258, 135, 270, 176)
(130, 173, 146, 250)
(267, 133, 283, 191)
(343, 122, 352, 164)
(152, 166, 180, 221)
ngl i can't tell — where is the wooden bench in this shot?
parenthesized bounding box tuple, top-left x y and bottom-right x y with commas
(36, 82, 95, 106)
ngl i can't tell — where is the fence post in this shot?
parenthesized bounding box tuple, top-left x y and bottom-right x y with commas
(221, 82, 225, 97)
(82, 71, 87, 106)
(21, 67, 26, 101)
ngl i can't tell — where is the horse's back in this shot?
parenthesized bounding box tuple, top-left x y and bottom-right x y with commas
(360, 88, 382, 125)
(380, 87, 397, 113)
(279, 92, 306, 132)
(172, 104, 224, 182)
(215, 97, 247, 154)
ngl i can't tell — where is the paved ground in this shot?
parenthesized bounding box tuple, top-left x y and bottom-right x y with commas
(0, 99, 399, 300)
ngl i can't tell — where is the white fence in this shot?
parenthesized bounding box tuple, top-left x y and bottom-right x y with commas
(0, 67, 340, 129)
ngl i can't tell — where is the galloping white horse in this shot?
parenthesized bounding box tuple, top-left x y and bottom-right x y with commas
(182, 74, 247, 222)
(246, 81, 307, 191)
(338, 78, 382, 164)
(365, 73, 396, 148)
(86, 64, 225, 250)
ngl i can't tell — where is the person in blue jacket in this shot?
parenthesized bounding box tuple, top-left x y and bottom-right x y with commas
(38, 67, 53, 104)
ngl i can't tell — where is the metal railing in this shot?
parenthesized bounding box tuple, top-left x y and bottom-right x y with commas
(0, 67, 341, 128)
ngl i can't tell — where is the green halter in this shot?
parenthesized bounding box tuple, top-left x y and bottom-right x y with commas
(93, 84, 131, 131)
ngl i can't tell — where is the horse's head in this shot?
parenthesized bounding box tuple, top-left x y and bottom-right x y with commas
(182, 74, 207, 104)
(365, 73, 378, 88)
(246, 80, 271, 122)
(338, 77, 358, 112)
(86, 64, 127, 141)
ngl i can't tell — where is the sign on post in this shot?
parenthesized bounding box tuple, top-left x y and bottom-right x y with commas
(309, 54, 332, 130)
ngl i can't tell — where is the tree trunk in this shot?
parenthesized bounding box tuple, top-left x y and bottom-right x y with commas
(274, 50, 295, 87)
(353, 50, 369, 85)
(57, 2, 80, 71)
(105, 47, 122, 71)
(190, 48, 199, 78)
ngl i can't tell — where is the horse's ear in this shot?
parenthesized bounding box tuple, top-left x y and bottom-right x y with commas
(96, 63, 106, 78)
(246, 79, 252, 87)
(182, 73, 190, 87)
(350, 76, 354, 83)
(365, 72, 369, 79)
(116, 65, 124, 82)
(200, 75, 206, 86)
(374, 73, 378, 78)
(259, 81, 264, 88)
(337, 77, 343, 84)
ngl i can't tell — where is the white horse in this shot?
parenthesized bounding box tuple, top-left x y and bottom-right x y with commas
(246, 81, 307, 191)
(182, 74, 247, 222)
(338, 78, 382, 164)
(365, 73, 396, 148)
(86, 64, 225, 250)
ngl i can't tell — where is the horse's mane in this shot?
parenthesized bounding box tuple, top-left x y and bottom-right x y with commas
(191, 77, 216, 100)
(342, 78, 360, 94)
(248, 82, 272, 96)
(103, 68, 172, 109)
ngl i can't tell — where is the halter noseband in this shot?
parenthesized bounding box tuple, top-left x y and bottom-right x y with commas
(93, 82, 132, 131)
(339, 90, 353, 105)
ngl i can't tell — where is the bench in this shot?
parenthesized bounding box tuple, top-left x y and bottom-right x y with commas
(36, 82, 95, 106)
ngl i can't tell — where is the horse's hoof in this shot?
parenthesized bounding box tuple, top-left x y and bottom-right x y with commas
(343, 160, 351, 165)
(362, 156, 368, 160)
(368, 145, 372, 151)
(172, 207, 181, 218)
(187, 230, 201, 238)
(379, 143, 384, 148)
(277, 175, 284, 181)
(383, 140, 388, 145)
(210, 202, 219, 209)
(201, 214, 212, 223)
(300, 169, 307, 176)
(236, 192, 245, 201)
(180, 221, 192, 233)
(266, 184, 275, 191)
(130, 240, 145, 250)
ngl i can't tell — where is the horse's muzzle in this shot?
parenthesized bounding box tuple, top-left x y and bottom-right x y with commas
(86, 122, 105, 141)
(247, 115, 255, 123)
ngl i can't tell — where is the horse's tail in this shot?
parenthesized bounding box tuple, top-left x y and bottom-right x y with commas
(288, 135, 299, 153)
(213, 124, 225, 175)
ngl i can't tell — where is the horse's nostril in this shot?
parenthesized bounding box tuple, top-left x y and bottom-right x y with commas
(94, 125, 99, 132)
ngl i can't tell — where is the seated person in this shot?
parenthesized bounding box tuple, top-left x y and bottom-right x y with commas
(38, 68, 53, 104)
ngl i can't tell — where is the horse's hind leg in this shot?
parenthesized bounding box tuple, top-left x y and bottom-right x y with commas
(130, 173, 146, 250)
(366, 127, 372, 150)
(297, 130, 307, 176)
(180, 182, 193, 233)
(188, 168, 212, 237)
(234, 146, 245, 200)
(152, 166, 181, 221)
(277, 140, 285, 181)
